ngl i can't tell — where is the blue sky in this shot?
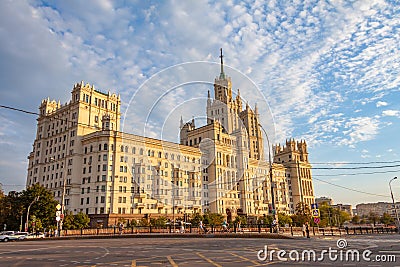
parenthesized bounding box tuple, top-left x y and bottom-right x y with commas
(0, 0, 400, 207)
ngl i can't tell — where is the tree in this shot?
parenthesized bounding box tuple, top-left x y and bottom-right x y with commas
(62, 211, 90, 229)
(234, 215, 247, 225)
(62, 211, 75, 230)
(190, 213, 203, 226)
(351, 215, 360, 225)
(291, 202, 311, 226)
(203, 212, 224, 225)
(368, 212, 380, 226)
(21, 184, 58, 230)
(73, 212, 90, 229)
(380, 213, 394, 225)
(150, 216, 167, 226)
(277, 213, 292, 227)
(0, 190, 24, 231)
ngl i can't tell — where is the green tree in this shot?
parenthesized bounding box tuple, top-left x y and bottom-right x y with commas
(337, 211, 351, 227)
(61, 211, 90, 229)
(291, 202, 311, 226)
(150, 216, 167, 226)
(203, 212, 224, 226)
(73, 212, 90, 229)
(380, 213, 394, 225)
(62, 211, 75, 230)
(190, 213, 203, 226)
(21, 184, 58, 230)
(234, 215, 248, 225)
(0, 184, 57, 232)
(277, 213, 293, 227)
(351, 215, 360, 224)
(368, 212, 380, 226)
(0, 191, 24, 231)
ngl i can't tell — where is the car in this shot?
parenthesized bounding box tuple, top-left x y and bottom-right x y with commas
(0, 231, 18, 242)
(13, 232, 30, 240)
(26, 232, 45, 239)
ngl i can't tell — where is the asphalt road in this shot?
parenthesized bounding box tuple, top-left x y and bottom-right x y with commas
(0, 234, 399, 266)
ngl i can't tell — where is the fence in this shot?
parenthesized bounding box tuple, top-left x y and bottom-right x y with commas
(58, 224, 398, 237)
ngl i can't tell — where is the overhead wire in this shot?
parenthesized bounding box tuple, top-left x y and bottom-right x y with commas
(1, 104, 398, 198)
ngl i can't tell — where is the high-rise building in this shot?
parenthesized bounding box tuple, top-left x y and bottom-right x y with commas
(26, 50, 315, 226)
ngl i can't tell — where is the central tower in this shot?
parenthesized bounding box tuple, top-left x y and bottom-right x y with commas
(207, 48, 243, 134)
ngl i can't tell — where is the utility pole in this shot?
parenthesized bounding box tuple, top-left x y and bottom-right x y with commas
(389, 177, 400, 234)
(259, 124, 276, 223)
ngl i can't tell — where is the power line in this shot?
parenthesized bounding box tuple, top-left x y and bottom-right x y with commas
(314, 169, 400, 177)
(312, 160, 400, 165)
(313, 177, 389, 198)
(0, 104, 397, 199)
(311, 164, 400, 170)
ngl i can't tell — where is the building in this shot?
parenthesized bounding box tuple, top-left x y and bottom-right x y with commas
(356, 202, 400, 218)
(332, 204, 353, 216)
(26, 50, 315, 226)
(315, 197, 333, 206)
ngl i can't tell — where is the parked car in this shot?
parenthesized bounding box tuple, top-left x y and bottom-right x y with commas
(0, 231, 18, 242)
(26, 232, 45, 239)
(13, 232, 30, 240)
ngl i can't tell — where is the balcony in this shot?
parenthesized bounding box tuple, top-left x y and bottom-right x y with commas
(135, 203, 145, 208)
(134, 192, 147, 198)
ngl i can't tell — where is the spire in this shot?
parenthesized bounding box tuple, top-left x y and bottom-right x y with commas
(219, 48, 225, 79)
(180, 116, 184, 128)
(207, 90, 210, 98)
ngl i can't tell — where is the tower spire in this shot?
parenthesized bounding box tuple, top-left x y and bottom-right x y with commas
(219, 48, 225, 79)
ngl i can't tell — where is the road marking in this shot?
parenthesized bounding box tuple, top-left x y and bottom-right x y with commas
(196, 252, 222, 267)
(167, 256, 178, 267)
(229, 252, 260, 265)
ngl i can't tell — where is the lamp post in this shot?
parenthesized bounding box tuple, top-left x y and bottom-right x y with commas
(389, 177, 400, 233)
(25, 196, 39, 232)
(258, 124, 276, 219)
(59, 173, 67, 235)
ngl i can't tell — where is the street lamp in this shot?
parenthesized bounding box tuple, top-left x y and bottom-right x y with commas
(258, 124, 276, 218)
(25, 196, 39, 232)
(389, 177, 400, 233)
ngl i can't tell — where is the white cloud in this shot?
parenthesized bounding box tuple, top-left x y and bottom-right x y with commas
(382, 110, 400, 117)
(376, 101, 388, 107)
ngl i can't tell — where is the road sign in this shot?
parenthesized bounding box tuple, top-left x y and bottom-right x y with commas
(60, 213, 64, 219)
(56, 211, 61, 217)
(311, 203, 318, 209)
(314, 217, 320, 224)
(56, 216, 61, 222)
(312, 209, 320, 218)
(56, 204, 61, 210)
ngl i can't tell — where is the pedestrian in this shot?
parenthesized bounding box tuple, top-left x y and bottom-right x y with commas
(302, 223, 306, 237)
(119, 223, 124, 235)
(305, 223, 310, 238)
(237, 221, 242, 233)
(272, 219, 277, 233)
(199, 220, 204, 234)
(180, 221, 185, 233)
(222, 220, 228, 232)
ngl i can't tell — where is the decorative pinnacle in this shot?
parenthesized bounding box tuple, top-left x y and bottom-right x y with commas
(219, 48, 225, 79)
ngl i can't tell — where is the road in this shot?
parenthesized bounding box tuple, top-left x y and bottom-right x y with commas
(0, 234, 399, 266)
